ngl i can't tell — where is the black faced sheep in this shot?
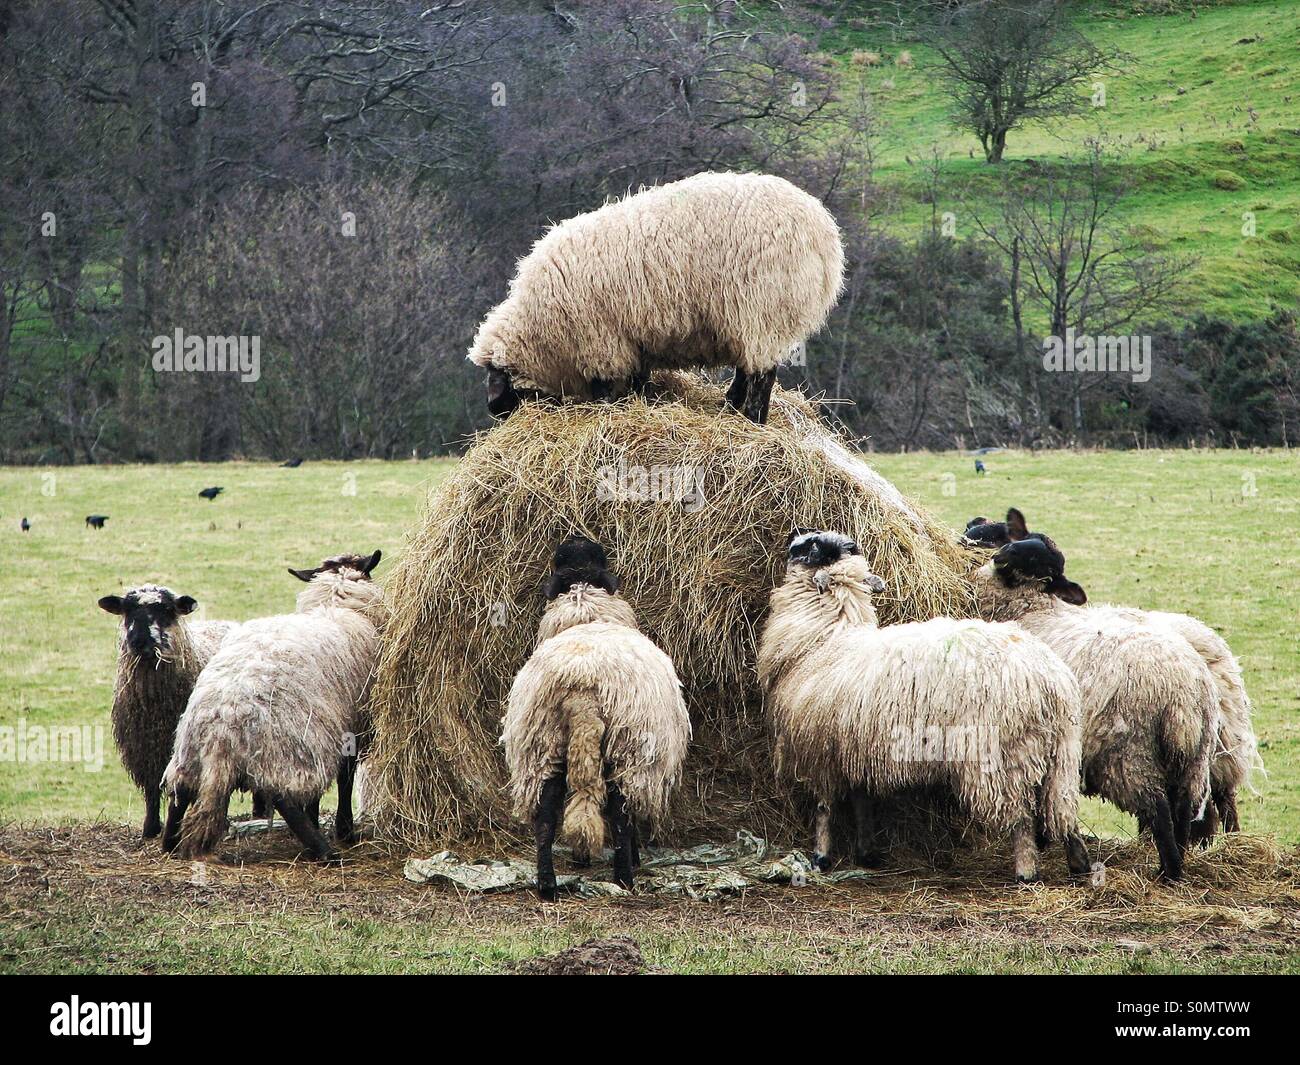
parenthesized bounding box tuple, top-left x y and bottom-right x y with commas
(975, 538, 1218, 881)
(162, 550, 386, 862)
(757, 531, 1092, 883)
(468, 171, 844, 424)
(501, 536, 691, 899)
(98, 585, 241, 838)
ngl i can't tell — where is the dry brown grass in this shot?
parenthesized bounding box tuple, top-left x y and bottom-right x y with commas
(366, 374, 978, 850)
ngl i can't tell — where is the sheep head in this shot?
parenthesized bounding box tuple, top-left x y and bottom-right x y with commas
(98, 585, 198, 658)
(991, 538, 1086, 606)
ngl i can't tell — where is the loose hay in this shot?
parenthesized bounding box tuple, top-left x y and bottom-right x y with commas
(367, 374, 978, 850)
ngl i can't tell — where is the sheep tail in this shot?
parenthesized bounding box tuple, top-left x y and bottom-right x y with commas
(561, 692, 606, 864)
(179, 757, 237, 859)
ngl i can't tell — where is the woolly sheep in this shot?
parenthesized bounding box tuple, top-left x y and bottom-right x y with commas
(468, 171, 845, 424)
(97, 585, 247, 838)
(975, 538, 1217, 880)
(965, 506, 1261, 842)
(501, 536, 691, 899)
(757, 531, 1092, 883)
(162, 551, 386, 862)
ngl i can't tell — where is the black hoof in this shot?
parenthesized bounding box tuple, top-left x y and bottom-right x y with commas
(1015, 873, 1041, 885)
(537, 884, 558, 903)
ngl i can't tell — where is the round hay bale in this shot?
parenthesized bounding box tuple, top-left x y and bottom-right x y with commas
(366, 374, 978, 850)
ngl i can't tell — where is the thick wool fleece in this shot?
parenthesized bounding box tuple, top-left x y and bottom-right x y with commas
(165, 573, 386, 855)
(973, 565, 1216, 822)
(467, 171, 845, 396)
(1111, 607, 1261, 799)
(112, 617, 237, 793)
(501, 585, 691, 857)
(757, 556, 1085, 840)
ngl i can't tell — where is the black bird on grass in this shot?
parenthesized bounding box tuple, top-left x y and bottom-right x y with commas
(279, 458, 303, 468)
(198, 486, 224, 501)
(20, 517, 30, 532)
(85, 515, 108, 529)
(974, 459, 986, 475)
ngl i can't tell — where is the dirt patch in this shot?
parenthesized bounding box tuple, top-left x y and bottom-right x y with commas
(513, 935, 648, 975)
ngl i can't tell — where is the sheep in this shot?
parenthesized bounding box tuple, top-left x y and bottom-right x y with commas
(974, 538, 1218, 880)
(966, 506, 1261, 841)
(757, 530, 1092, 883)
(467, 171, 845, 424)
(97, 585, 246, 838)
(501, 536, 691, 899)
(162, 550, 386, 862)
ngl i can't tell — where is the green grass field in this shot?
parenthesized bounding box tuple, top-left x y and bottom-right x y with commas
(2, 448, 1296, 840)
(828, 0, 1300, 320)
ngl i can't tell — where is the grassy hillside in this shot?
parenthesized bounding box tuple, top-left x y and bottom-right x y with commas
(1, 449, 1296, 842)
(826, 0, 1300, 319)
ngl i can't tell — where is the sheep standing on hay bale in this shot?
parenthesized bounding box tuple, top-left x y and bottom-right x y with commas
(162, 551, 386, 862)
(97, 585, 249, 838)
(758, 531, 1092, 883)
(963, 506, 1261, 843)
(501, 536, 691, 899)
(364, 377, 977, 852)
(468, 171, 844, 423)
(975, 539, 1217, 881)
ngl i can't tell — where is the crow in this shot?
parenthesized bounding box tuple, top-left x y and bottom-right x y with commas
(198, 487, 224, 501)
(974, 459, 986, 475)
(279, 458, 303, 468)
(20, 517, 30, 532)
(86, 515, 108, 529)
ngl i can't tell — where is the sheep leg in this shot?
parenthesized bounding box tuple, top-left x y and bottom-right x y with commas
(811, 800, 833, 872)
(1217, 789, 1240, 833)
(161, 786, 193, 855)
(1190, 790, 1221, 848)
(251, 791, 271, 819)
(850, 788, 885, 867)
(589, 377, 617, 402)
(275, 796, 338, 863)
(607, 783, 634, 890)
(1144, 794, 1183, 882)
(630, 821, 641, 870)
(743, 368, 776, 424)
(534, 773, 566, 902)
(142, 782, 163, 839)
(1063, 831, 1092, 876)
(630, 367, 652, 394)
(724, 368, 749, 412)
(1012, 818, 1040, 883)
(307, 796, 321, 828)
(335, 755, 357, 844)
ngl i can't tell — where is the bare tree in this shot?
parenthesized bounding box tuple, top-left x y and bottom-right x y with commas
(924, 1, 1122, 163)
(969, 142, 1191, 434)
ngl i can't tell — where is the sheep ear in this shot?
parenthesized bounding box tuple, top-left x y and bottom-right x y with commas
(1006, 508, 1028, 540)
(175, 596, 198, 615)
(967, 517, 988, 529)
(98, 595, 125, 615)
(288, 566, 318, 582)
(865, 574, 886, 593)
(362, 549, 382, 574)
(1049, 576, 1087, 605)
(788, 526, 816, 545)
(845, 540, 862, 556)
(542, 573, 564, 600)
(600, 572, 621, 595)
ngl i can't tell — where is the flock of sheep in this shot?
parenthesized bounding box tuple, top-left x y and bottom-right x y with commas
(96, 171, 1259, 898)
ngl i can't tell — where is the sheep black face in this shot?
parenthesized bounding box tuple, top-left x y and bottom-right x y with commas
(544, 534, 620, 599)
(98, 587, 198, 657)
(486, 366, 521, 418)
(787, 529, 861, 569)
(288, 549, 382, 583)
(991, 538, 1087, 606)
(962, 507, 1031, 548)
